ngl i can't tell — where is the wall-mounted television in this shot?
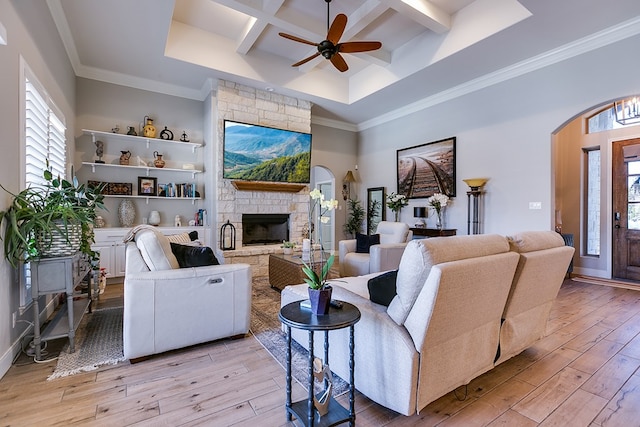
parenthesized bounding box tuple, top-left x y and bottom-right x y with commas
(223, 120, 312, 183)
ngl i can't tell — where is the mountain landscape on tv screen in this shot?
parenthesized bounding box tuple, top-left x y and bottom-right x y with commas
(223, 122, 311, 183)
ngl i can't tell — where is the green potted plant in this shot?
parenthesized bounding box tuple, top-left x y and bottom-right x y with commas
(281, 240, 296, 255)
(343, 198, 364, 237)
(0, 164, 106, 267)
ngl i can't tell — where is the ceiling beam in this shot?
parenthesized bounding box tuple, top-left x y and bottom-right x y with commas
(380, 0, 450, 33)
(235, 0, 285, 54)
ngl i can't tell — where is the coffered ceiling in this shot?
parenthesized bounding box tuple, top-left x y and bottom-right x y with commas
(47, 0, 640, 128)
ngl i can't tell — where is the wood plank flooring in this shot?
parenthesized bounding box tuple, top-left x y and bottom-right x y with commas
(2, 278, 640, 426)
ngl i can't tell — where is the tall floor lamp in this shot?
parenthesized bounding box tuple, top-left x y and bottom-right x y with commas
(463, 178, 489, 235)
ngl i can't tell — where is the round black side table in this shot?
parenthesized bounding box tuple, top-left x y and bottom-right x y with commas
(279, 300, 361, 427)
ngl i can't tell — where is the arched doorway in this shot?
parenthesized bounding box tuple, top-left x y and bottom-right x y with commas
(554, 97, 640, 283)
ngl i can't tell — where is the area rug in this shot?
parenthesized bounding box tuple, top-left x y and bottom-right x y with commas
(48, 306, 125, 380)
(250, 277, 349, 396)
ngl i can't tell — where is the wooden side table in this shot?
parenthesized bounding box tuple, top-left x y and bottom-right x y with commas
(279, 301, 361, 427)
(410, 227, 457, 238)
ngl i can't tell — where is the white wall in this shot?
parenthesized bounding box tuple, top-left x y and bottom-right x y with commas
(0, 0, 76, 379)
(357, 33, 640, 238)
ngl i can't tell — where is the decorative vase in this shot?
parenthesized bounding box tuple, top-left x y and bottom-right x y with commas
(118, 199, 135, 227)
(143, 116, 156, 138)
(308, 285, 332, 315)
(283, 247, 293, 255)
(394, 210, 400, 222)
(148, 210, 161, 226)
(153, 151, 165, 168)
(436, 209, 444, 230)
(119, 150, 131, 165)
(94, 216, 106, 228)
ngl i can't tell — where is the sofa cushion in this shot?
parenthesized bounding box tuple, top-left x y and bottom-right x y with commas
(170, 243, 220, 268)
(376, 221, 410, 244)
(356, 233, 380, 253)
(368, 270, 398, 306)
(507, 231, 565, 253)
(166, 230, 199, 245)
(387, 235, 510, 325)
(135, 229, 180, 271)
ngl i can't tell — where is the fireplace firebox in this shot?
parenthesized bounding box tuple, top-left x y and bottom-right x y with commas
(242, 214, 290, 246)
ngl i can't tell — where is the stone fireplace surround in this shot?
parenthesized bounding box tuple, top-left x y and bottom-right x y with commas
(215, 80, 312, 277)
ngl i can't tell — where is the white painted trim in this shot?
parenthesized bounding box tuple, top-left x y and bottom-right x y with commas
(358, 15, 640, 131)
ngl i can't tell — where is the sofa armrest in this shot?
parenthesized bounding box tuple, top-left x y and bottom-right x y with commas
(339, 239, 356, 258)
(123, 263, 252, 359)
(369, 242, 408, 273)
(339, 239, 357, 276)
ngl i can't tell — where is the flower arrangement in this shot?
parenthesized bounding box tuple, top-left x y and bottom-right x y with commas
(386, 192, 409, 221)
(302, 189, 338, 290)
(428, 193, 449, 229)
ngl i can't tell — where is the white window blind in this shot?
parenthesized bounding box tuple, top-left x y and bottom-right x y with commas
(25, 77, 66, 185)
(20, 70, 67, 309)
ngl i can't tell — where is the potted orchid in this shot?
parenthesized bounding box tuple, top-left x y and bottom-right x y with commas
(302, 188, 338, 314)
(428, 193, 449, 230)
(386, 192, 409, 222)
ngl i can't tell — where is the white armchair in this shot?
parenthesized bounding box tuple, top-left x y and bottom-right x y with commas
(123, 228, 251, 360)
(339, 221, 412, 277)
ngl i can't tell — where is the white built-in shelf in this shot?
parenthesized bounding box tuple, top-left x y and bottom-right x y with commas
(81, 162, 202, 178)
(82, 128, 203, 152)
(103, 194, 202, 204)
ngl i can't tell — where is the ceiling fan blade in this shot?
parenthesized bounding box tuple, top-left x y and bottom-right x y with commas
(330, 52, 349, 72)
(339, 41, 382, 53)
(292, 52, 321, 67)
(327, 13, 347, 45)
(279, 32, 318, 47)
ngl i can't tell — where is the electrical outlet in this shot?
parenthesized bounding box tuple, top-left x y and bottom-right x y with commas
(529, 202, 542, 210)
(12, 312, 16, 328)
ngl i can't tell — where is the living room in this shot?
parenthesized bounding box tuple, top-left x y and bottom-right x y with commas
(2, 0, 640, 425)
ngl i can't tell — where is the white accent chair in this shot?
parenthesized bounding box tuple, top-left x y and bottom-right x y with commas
(123, 228, 252, 360)
(339, 221, 412, 277)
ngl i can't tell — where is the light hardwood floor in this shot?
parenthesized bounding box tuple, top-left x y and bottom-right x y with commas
(2, 278, 640, 426)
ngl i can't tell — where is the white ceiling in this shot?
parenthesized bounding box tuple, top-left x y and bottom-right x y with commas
(47, 0, 640, 129)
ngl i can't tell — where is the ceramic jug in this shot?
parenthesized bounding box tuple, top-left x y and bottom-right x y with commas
(143, 116, 156, 138)
(119, 150, 131, 165)
(153, 151, 165, 168)
(127, 126, 137, 136)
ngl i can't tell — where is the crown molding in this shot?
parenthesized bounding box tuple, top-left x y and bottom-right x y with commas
(311, 117, 359, 132)
(357, 15, 640, 131)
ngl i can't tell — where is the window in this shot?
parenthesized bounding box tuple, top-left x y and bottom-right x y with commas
(584, 148, 600, 256)
(19, 61, 67, 309)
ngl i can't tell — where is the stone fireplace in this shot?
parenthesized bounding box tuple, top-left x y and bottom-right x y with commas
(215, 80, 311, 277)
(242, 214, 290, 246)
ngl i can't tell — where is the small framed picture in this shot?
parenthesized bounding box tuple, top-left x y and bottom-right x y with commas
(137, 176, 157, 196)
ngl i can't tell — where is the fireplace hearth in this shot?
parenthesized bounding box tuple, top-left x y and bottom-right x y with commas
(242, 214, 290, 246)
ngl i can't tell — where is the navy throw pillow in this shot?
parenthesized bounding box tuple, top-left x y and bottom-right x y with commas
(368, 270, 398, 306)
(356, 233, 380, 253)
(170, 243, 220, 268)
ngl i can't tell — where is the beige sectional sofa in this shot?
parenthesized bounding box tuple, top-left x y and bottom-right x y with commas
(280, 231, 573, 416)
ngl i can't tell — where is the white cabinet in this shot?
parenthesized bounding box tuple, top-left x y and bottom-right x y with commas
(93, 227, 210, 278)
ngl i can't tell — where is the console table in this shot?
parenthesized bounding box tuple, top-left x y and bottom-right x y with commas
(31, 252, 96, 361)
(411, 228, 457, 238)
(279, 301, 361, 426)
